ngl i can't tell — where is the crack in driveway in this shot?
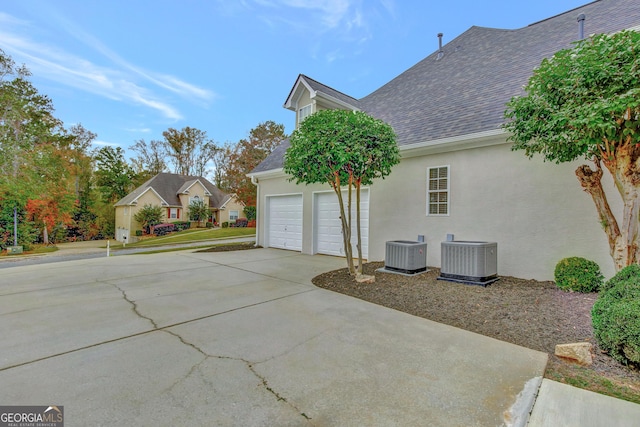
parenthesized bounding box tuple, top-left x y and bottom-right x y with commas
(105, 280, 315, 424)
(158, 329, 314, 424)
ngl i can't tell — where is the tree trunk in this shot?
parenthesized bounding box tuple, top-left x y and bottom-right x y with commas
(576, 148, 640, 271)
(355, 179, 363, 274)
(43, 224, 49, 245)
(332, 174, 355, 275)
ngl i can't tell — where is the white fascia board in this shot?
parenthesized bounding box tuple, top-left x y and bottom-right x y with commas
(247, 168, 288, 182)
(284, 78, 315, 110)
(399, 129, 509, 158)
(312, 91, 360, 111)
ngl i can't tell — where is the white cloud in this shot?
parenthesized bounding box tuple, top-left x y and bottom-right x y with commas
(239, 0, 394, 62)
(93, 140, 121, 148)
(0, 11, 213, 120)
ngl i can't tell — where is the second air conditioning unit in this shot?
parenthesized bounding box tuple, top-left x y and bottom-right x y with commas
(439, 241, 498, 286)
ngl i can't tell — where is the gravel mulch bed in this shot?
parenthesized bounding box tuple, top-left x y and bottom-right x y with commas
(312, 261, 640, 402)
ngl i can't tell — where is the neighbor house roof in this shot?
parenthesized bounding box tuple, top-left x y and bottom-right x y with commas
(114, 173, 230, 208)
(252, 0, 639, 174)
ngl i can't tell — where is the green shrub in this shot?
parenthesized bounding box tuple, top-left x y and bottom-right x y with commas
(592, 276, 640, 366)
(135, 230, 143, 237)
(222, 221, 229, 228)
(205, 222, 213, 228)
(244, 206, 257, 221)
(601, 264, 640, 293)
(172, 221, 191, 231)
(554, 257, 603, 292)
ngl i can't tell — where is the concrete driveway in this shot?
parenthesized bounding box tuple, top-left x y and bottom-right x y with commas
(0, 248, 547, 426)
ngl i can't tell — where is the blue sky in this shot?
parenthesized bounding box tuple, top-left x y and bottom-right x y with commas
(1, 0, 588, 155)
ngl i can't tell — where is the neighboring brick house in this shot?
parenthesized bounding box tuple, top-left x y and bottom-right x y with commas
(114, 173, 244, 242)
(248, 0, 640, 280)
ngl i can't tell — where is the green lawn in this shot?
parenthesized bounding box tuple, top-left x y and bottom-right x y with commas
(121, 227, 255, 248)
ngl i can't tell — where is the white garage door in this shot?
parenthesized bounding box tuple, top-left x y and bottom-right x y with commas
(314, 190, 368, 258)
(115, 228, 129, 243)
(267, 194, 303, 251)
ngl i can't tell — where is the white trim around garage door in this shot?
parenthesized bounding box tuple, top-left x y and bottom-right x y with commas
(265, 193, 303, 252)
(313, 189, 369, 259)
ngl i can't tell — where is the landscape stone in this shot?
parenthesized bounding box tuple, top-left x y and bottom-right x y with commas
(355, 274, 375, 284)
(555, 342, 593, 365)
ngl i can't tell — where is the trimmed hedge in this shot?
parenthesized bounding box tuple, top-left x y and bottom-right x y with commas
(601, 264, 640, 293)
(173, 221, 191, 231)
(554, 257, 603, 293)
(221, 222, 229, 228)
(592, 272, 640, 366)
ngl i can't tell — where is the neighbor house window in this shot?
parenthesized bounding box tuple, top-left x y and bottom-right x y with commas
(229, 210, 239, 221)
(189, 195, 201, 204)
(124, 207, 128, 216)
(427, 166, 449, 216)
(169, 208, 179, 219)
(298, 104, 312, 126)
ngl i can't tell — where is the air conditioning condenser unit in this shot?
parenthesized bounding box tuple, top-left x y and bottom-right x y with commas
(384, 240, 427, 274)
(438, 241, 498, 286)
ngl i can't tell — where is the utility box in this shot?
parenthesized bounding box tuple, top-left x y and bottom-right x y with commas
(385, 240, 427, 274)
(7, 245, 23, 255)
(439, 241, 498, 286)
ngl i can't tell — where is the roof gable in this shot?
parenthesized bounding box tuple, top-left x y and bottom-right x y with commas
(177, 179, 212, 196)
(284, 74, 360, 111)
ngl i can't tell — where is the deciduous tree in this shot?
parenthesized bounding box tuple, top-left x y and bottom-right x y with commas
(129, 138, 167, 180)
(188, 198, 210, 227)
(0, 48, 78, 246)
(93, 146, 134, 203)
(133, 204, 164, 233)
(504, 30, 640, 271)
(162, 127, 218, 176)
(284, 110, 398, 275)
(223, 121, 287, 205)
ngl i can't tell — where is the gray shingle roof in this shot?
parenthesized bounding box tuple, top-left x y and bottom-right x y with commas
(114, 173, 230, 208)
(252, 0, 640, 173)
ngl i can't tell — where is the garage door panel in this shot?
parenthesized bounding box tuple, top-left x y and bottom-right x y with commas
(315, 190, 368, 258)
(267, 195, 302, 251)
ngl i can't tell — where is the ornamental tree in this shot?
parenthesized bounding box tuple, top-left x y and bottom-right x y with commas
(133, 204, 163, 234)
(284, 109, 398, 276)
(504, 30, 640, 272)
(188, 198, 210, 227)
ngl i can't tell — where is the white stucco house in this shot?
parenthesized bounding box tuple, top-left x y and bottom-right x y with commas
(248, 0, 639, 280)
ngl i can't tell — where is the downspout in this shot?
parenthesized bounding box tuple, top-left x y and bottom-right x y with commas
(250, 175, 260, 248)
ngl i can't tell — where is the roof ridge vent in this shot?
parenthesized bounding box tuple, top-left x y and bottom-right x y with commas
(437, 33, 444, 60)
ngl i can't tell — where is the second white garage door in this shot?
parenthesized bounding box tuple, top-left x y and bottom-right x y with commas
(314, 190, 368, 259)
(267, 194, 303, 251)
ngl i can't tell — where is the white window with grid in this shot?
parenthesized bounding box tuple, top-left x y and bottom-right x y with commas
(297, 104, 312, 126)
(229, 210, 239, 221)
(427, 166, 449, 216)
